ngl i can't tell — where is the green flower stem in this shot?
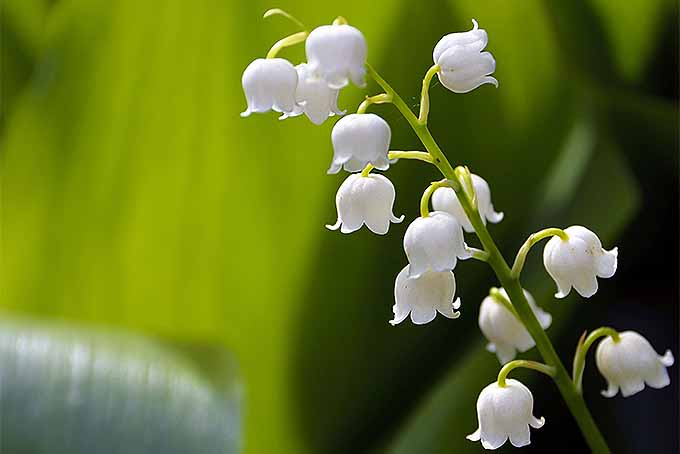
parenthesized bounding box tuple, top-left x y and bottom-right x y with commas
(361, 164, 374, 177)
(497, 360, 556, 388)
(420, 180, 450, 218)
(511, 227, 569, 278)
(367, 62, 611, 454)
(265, 31, 308, 59)
(366, 64, 460, 191)
(418, 64, 441, 124)
(467, 247, 490, 262)
(263, 8, 306, 30)
(388, 151, 433, 163)
(489, 287, 519, 319)
(356, 93, 392, 114)
(572, 327, 620, 392)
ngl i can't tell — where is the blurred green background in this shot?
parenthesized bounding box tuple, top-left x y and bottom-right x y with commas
(1, 0, 678, 452)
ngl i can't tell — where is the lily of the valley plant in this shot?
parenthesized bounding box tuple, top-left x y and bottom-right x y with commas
(241, 10, 674, 452)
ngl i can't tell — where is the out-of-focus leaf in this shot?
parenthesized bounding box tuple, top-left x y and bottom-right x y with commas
(0, 0, 402, 452)
(387, 126, 640, 453)
(589, 0, 674, 82)
(0, 318, 240, 453)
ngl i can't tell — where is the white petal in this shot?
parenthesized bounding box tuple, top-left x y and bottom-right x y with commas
(529, 416, 545, 429)
(620, 380, 646, 397)
(596, 247, 618, 278)
(361, 174, 402, 235)
(431, 187, 474, 232)
(660, 350, 675, 367)
(404, 212, 466, 278)
(433, 19, 488, 63)
(241, 58, 299, 116)
(410, 306, 437, 325)
(466, 428, 481, 442)
(508, 425, 531, 448)
(600, 381, 619, 398)
(305, 24, 367, 89)
(437, 297, 462, 319)
(438, 50, 497, 94)
(393, 266, 458, 325)
(330, 114, 391, 174)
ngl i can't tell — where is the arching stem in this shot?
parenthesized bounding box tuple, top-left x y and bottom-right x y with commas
(511, 227, 569, 278)
(572, 327, 621, 392)
(366, 61, 611, 454)
(498, 360, 556, 388)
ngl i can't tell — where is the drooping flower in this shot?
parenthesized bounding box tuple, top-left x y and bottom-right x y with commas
(403, 211, 469, 278)
(596, 331, 674, 398)
(433, 19, 498, 93)
(431, 174, 504, 232)
(391, 265, 461, 325)
(543, 226, 618, 298)
(280, 63, 345, 125)
(326, 173, 403, 235)
(305, 23, 367, 89)
(240, 58, 298, 117)
(328, 113, 391, 174)
(479, 288, 552, 364)
(467, 379, 545, 450)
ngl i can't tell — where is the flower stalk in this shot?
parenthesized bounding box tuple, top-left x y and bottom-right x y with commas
(497, 360, 556, 388)
(366, 62, 612, 454)
(572, 327, 621, 392)
(511, 227, 569, 278)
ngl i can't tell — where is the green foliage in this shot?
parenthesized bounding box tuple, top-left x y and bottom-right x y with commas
(0, 0, 674, 452)
(0, 317, 240, 454)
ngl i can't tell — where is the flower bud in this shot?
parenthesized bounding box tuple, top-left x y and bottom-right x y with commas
(391, 265, 461, 325)
(479, 288, 552, 364)
(305, 23, 367, 89)
(403, 212, 469, 278)
(543, 226, 618, 298)
(328, 113, 391, 174)
(596, 331, 674, 398)
(433, 20, 498, 93)
(467, 379, 545, 450)
(431, 174, 503, 232)
(280, 63, 345, 125)
(240, 58, 298, 117)
(326, 173, 403, 235)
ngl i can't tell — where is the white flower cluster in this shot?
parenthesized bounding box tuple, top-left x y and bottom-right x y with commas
(241, 20, 365, 125)
(242, 12, 674, 452)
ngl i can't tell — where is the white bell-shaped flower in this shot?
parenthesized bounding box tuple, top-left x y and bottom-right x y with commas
(305, 23, 367, 89)
(328, 113, 391, 174)
(240, 58, 298, 117)
(433, 19, 488, 64)
(280, 63, 345, 125)
(467, 379, 545, 450)
(543, 226, 618, 299)
(596, 331, 674, 398)
(479, 288, 552, 365)
(326, 173, 403, 235)
(431, 174, 504, 232)
(403, 211, 469, 278)
(391, 265, 461, 325)
(433, 20, 498, 93)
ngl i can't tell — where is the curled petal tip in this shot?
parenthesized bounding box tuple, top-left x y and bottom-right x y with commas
(471, 18, 479, 30)
(466, 428, 481, 442)
(240, 109, 252, 118)
(530, 416, 546, 429)
(488, 211, 504, 223)
(325, 219, 342, 231)
(453, 297, 462, 310)
(391, 214, 405, 223)
(661, 350, 675, 366)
